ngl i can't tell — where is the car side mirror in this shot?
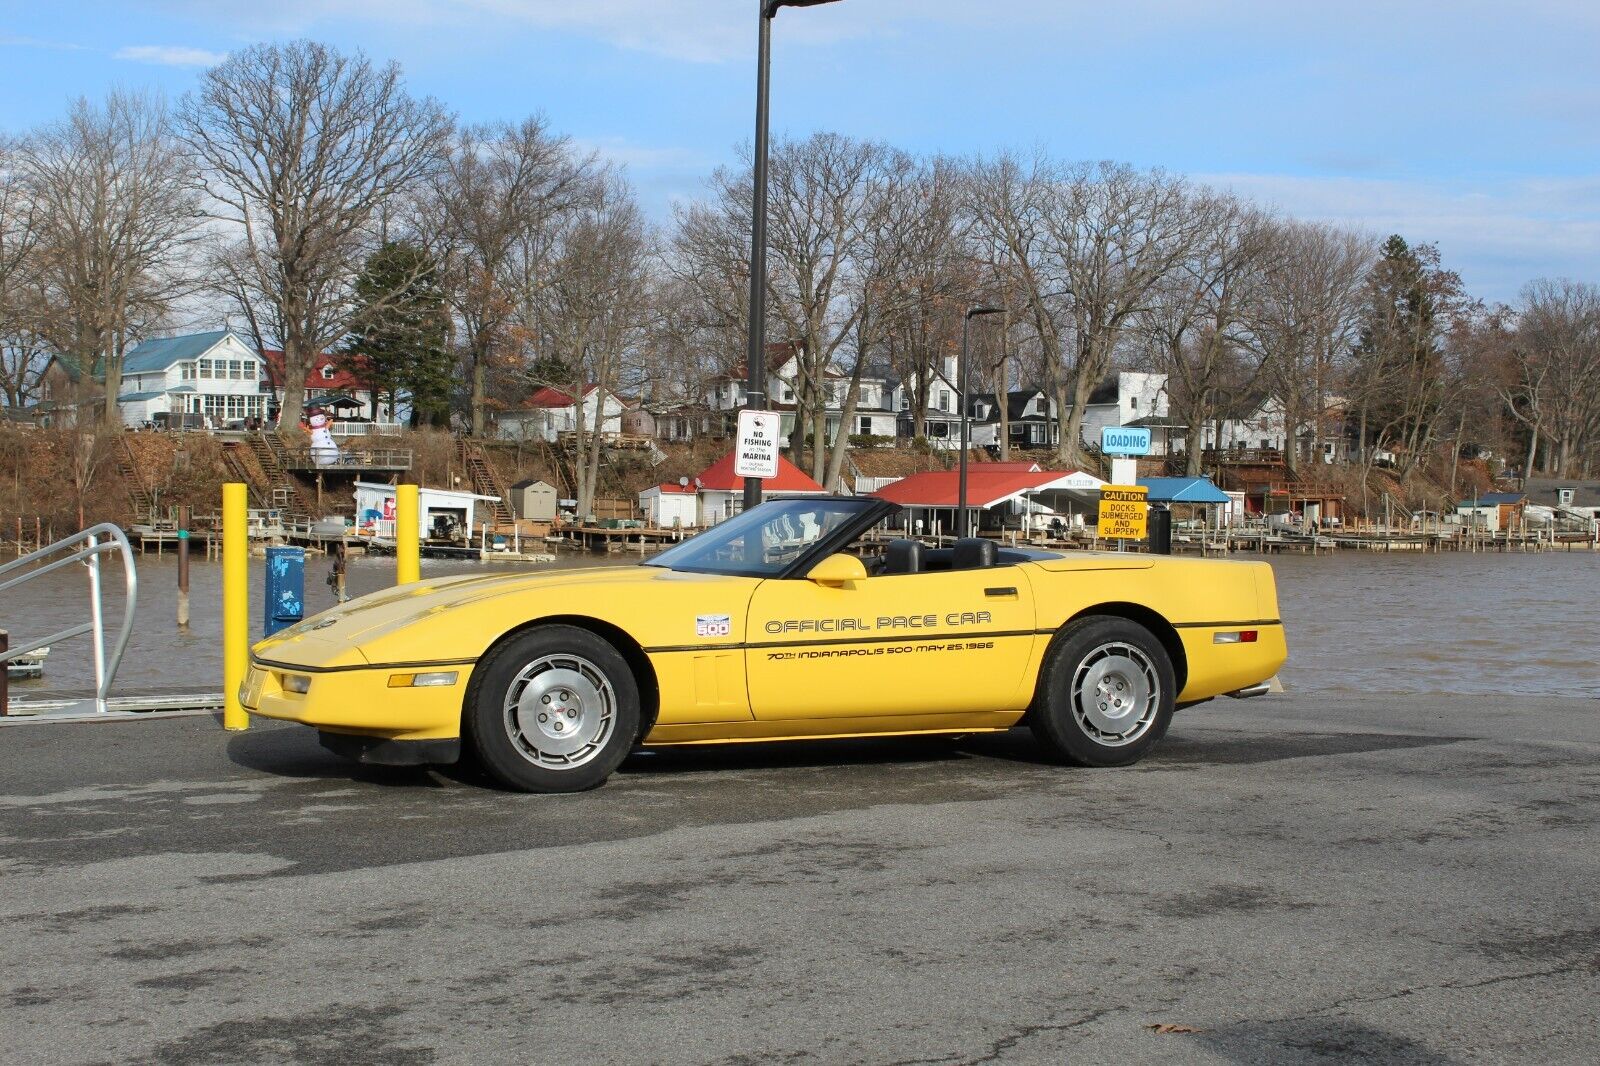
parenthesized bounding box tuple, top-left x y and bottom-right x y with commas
(805, 553, 867, 587)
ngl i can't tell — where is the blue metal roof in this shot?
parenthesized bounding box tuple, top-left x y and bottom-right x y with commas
(1137, 476, 1232, 504)
(123, 330, 234, 374)
(117, 391, 167, 402)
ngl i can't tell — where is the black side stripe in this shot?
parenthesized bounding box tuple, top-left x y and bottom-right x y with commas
(644, 629, 1040, 654)
(644, 620, 1281, 654)
(1171, 619, 1281, 629)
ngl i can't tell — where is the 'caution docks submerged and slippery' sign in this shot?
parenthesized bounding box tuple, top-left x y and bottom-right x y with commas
(1097, 485, 1149, 540)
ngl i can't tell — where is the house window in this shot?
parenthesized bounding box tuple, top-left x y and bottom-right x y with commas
(781, 387, 794, 403)
(1131, 396, 1139, 411)
(181, 362, 196, 381)
(899, 394, 909, 411)
(198, 359, 212, 378)
(928, 422, 949, 438)
(321, 364, 336, 381)
(1259, 439, 1270, 450)
(939, 391, 951, 412)
(859, 417, 872, 436)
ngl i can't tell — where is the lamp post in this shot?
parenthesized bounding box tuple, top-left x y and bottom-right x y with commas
(958, 305, 1006, 537)
(744, 0, 844, 510)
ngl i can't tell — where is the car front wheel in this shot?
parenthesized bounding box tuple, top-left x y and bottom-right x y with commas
(1030, 616, 1175, 767)
(465, 625, 640, 793)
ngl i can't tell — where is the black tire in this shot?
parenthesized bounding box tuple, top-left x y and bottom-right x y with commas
(464, 625, 640, 793)
(1029, 616, 1176, 767)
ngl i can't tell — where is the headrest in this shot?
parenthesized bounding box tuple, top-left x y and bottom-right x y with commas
(884, 538, 923, 575)
(951, 537, 997, 569)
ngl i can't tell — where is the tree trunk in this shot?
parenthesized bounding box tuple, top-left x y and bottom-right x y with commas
(101, 349, 123, 427)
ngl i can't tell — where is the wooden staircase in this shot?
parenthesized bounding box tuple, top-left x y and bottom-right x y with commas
(115, 434, 156, 519)
(458, 439, 515, 526)
(246, 431, 315, 519)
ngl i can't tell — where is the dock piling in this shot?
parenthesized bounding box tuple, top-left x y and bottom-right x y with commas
(177, 529, 190, 630)
(396, 484, 420, 584)
(222, 483, 249, 731)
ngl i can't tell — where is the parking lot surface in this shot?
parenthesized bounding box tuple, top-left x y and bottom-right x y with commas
(2, 693, 1597, 1064)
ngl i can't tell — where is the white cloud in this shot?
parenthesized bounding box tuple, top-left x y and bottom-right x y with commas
(1197, 172, 1600, 300)
(115, 45, 229, 67)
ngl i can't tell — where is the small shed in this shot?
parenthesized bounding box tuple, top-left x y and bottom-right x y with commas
(354, 481, 501, 540)
(1456, 491, 1525, 532)
(639, 482, 698, 528)
(509, 479, 558, 522)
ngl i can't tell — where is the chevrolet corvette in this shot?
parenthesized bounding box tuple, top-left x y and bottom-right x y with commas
(242, 496, 1286, 792)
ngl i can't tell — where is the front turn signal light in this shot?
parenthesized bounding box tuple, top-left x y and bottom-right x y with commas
(282, 674, 312, 694)
(388, 671, 459, 688)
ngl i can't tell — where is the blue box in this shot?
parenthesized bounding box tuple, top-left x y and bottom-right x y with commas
(264, 546, 306, 636)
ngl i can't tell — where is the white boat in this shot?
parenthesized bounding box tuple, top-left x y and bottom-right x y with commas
(6, 646, 49, 680)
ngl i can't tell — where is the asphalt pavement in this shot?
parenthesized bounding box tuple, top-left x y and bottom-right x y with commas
(2, 692, 1597, 1065)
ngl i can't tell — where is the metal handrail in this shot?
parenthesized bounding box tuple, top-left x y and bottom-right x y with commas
(0, 523, 137, 714)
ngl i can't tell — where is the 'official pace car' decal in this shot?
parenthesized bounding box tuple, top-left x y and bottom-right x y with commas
(695, 614, 732, 638)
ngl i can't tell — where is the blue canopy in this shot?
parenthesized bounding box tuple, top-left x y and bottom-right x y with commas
(1137, 476, 1231, 504)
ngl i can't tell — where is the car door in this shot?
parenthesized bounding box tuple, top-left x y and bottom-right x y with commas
(744, 562, 1038, 721)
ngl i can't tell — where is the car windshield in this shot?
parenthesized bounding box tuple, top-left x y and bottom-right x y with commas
(647, 497, 880, 577)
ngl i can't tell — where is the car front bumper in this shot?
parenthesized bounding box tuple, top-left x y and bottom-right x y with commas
(241, 656, 473, 743)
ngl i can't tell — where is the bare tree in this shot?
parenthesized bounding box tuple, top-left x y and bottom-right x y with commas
(433, 117, 594, 436)
(1244, 221, 1372, 477)
(1136, 192, 1273, 474)
(180, 40, 453, 428)
(530, 175, 653, 518)
(18, 92, 200, 423)
(0, 137, 51, 409)
(1507, 279, 1600, 477)
(1044, 162, 1201, 465)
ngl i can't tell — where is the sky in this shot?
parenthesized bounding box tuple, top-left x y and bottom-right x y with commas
(2, 0, 1597, 303)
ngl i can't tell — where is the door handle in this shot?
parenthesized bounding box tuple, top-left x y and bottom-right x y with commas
(984, 586, 1018, 597)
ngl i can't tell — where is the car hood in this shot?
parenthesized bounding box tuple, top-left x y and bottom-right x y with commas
(255, 564, 678, 656)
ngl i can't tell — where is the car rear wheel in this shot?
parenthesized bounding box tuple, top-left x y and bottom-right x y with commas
(465, 625, 640, 793)
(1030, 616, 1175, 767)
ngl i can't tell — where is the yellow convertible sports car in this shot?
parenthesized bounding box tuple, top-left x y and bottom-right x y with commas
(243, 496, 1286, 792)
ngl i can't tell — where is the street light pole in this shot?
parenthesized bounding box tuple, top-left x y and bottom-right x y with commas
(958, 305, 1005, 538)
(744, 0, 843, 511)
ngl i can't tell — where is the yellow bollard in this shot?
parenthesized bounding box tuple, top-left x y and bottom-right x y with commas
(222, 483, 250, 731)
(396, 484, 420, 585)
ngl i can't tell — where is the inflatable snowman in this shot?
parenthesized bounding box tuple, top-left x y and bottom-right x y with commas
(307, 406, 340, 467)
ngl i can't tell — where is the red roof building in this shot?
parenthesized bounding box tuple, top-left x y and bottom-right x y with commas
(260, 349, 369, 393)
(693, 451, 825, 493)
(872, 469, 1065, 509)
(523, 384, 600, 408)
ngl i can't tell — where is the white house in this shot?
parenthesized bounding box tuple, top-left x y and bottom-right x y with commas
(638, 482, 698, 528)
(116, 330, 268, 428)
(497, 385, 625, 442)
(1079, 372, 1169, 447)
(707, 343, 898, 444)
(892, 355, 964, 447)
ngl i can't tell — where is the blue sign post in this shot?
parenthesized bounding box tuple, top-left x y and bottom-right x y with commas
(263, 546, 305, 636)
(1101, 425, 1152, 456)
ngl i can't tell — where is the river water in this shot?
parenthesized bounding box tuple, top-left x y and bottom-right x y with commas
(4, 547, 1597, 701)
